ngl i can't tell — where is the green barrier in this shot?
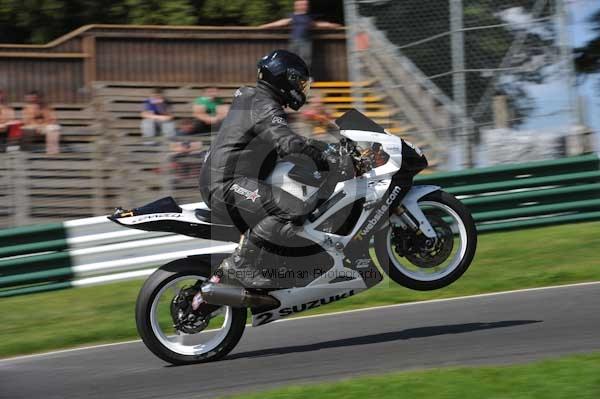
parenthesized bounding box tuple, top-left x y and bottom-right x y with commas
(0, 281, 73, 298)
(444, 170, 600, 196)
(476, 210, 600, 233)
(0, 267, 74, 289)
(0, 222, 66, 247)
(0, 239, 69, 259)
(0, 252, 71, 274)
(462, 183, 600, 213)
(416, 154, 600, 188)
(473, 198, 600, 223)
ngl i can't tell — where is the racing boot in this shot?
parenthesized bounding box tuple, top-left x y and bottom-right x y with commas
(214, 234, 280, 290)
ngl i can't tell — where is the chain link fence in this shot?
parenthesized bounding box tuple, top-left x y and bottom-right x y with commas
(348, 0, 593, 168)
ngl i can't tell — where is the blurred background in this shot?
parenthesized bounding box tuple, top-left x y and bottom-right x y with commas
(0, 0, 598, 230)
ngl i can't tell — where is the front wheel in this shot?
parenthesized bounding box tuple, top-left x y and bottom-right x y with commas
(135, 258, 247, 365)
(374, 190, 477, 291)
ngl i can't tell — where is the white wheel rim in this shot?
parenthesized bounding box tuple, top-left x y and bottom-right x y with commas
(386, 201, 468, 282)
(149, 275, 233, 356)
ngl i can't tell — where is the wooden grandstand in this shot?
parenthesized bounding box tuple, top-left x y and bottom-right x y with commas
(1, 80, 431, 228)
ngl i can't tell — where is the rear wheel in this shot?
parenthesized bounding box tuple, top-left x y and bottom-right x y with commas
(374, 190, 477, 290)
(135, 258, 247, 365)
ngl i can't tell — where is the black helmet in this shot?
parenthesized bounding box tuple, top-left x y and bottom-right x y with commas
(257, 49, 311, 111)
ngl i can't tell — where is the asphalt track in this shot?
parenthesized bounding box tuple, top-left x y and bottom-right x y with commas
(2, 282, 600, 399)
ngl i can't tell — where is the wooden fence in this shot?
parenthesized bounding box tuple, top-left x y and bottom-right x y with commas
(0, 24, 348, 103)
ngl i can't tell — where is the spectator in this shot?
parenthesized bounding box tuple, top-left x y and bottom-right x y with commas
(193, 87, 229, 135)
(141, 88, 176, 139)
(170, 118, 204, 154)
(170, 118, 206, 179)
(0, 89, 18, 153)
(260, 0, 342, 68)
(21, 91, 61, 155)
(301, 95, 333, 135)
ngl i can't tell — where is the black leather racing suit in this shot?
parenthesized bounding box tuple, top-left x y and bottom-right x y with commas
(199, 82, 324, 249)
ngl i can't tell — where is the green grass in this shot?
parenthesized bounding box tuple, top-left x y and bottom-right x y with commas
(1, 221, 600, 358)
(221, 352, 600, 399)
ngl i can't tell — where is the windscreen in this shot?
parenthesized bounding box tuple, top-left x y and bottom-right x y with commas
(335, 109, 387, 134)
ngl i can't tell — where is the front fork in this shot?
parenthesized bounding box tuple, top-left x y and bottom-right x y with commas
(389, 185, 440, 239)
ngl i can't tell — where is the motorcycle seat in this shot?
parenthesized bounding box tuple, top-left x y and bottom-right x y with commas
(194, 208, 212, 224)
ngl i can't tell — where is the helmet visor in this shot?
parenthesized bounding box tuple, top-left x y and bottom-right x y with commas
(300, 77, 312, 97)
(288, 68, 312, 97)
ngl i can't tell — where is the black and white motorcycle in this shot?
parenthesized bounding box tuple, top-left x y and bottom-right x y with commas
(109, 110, 477, 365)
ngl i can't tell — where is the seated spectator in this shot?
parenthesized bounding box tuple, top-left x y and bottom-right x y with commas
(193, 87, 229, 135)
(170, 118, 204, 154)
(141, 88, 176, 139)
(301, 95, 333, 135)
(0, 89, 19, 153)
(21, 91, 61, 155)
(170, 119, 206, 179)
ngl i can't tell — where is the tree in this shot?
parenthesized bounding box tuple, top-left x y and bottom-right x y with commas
(0, 0, 195, 44)
(200, 0, 292, 26)
(0, 0, 343, 44)
(575, 10, 600, 80)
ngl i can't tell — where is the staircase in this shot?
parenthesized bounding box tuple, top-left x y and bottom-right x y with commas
(350, 17, 474, 169)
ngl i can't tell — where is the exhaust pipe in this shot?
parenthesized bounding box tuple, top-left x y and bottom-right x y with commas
(201, 283, 280, 308)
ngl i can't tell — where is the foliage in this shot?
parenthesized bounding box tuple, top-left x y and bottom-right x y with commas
(0, 0, 195, 43)
(0, 0, 343, 44)
(223, 353, 600, 399)
(200, 0, 293, 26)
(575, 10, 600, 81)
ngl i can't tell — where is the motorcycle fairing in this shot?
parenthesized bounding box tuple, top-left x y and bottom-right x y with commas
(108, 197, 241, 242)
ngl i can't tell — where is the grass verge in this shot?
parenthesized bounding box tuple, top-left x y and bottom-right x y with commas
(221, 352, 600, 399)
(1, 221, 600, 358)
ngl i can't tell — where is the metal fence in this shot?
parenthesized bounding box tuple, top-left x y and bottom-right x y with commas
(345, 0, 593, 168)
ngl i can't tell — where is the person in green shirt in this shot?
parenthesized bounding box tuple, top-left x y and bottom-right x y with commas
(193, 87, 229, 135)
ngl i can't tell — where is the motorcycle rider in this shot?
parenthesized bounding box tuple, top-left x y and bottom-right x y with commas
(199, 50, 331, 289)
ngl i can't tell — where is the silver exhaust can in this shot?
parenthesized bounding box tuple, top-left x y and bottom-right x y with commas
(201, 283, 280, 308)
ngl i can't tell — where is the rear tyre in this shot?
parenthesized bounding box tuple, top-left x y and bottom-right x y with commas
(135, 258, 247, 365)
(374, 190, 477, 291)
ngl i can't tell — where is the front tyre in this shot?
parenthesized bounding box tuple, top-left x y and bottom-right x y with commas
(135, 258, 247, 365)
(374, 190, 477, 291)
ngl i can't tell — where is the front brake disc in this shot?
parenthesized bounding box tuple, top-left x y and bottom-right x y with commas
(405, 216, 454, 268)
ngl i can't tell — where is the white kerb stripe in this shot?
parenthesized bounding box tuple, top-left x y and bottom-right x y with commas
(72, 244, 237, 277)
(69, 234, 196, 257)
(71, 268, 157, 287)
(63, 215, 112, 228)
(67, 229, 168, 246)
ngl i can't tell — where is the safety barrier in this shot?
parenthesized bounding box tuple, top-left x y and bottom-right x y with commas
(1, 154, 599, 297)
(0, 203, 237, 298)
(417, 154, 600, 232)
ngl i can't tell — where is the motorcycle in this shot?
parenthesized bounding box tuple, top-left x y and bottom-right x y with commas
(109, 109, 477, 365)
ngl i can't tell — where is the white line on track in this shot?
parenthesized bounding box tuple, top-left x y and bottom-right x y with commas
(2, 280, 599, 363)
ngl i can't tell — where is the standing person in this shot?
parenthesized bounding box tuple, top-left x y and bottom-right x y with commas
(21, 91, 61, 155)
(193, 87, 229, 135)
(0, 89, 18, 152)
(140, 88, 176, 139)
(260, 0, 342, 68)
